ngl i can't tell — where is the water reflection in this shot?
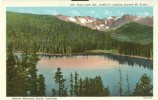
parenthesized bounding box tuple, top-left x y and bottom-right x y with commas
(38, 53, 153, 70)
(104, 54, 153, 70)
(36, 54, 153, 96)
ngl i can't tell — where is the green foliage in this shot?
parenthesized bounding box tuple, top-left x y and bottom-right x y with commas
(78, 78, 83, 96)
(74, 72, 79, 96)
(125, 74, 130, 96)
(70, 72, 74, 96)
(118, 69, 123, 96)
(113, 22, 153, 44)
(7, 11, 111, 54)
(73, 74, 110, 96)
(53, 69, 111, 96)
(111, 22, 153, 58)
(7, 12, 153, 58)
(54, 67, 67, 96)
(80, 76, 110, 96)
(103, 86, 110, 96)
(7, 44, 45, 96)
(133, 74, 153, 96)
(37, 74, 46, 96)
(7, 11, 153, 96)
(52, 88, 57, 96)
(87, 49, 117, 54)
(116, 41, 153, 58)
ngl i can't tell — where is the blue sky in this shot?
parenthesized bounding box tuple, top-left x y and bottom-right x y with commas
(7, 7, 153, 19)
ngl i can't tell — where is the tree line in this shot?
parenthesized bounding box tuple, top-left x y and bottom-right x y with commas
(7, 44, 45, 96)
(6, 11, 153, 96)
(52, 69, 110, 96)
(7, 11, 153, 58)
(7, 47, 153, 96)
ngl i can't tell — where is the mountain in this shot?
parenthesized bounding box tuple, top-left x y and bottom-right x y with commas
(110, 14, 153, 29)
(7, 11, 110, 54)
(111, 22, 153, 44)
(136, 16, 153, 26)
(54, 15, 119, 31)
(54, 14, 153, 31)
(7, 11, 153, 57)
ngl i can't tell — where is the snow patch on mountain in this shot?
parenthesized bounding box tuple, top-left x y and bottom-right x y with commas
(69, 17, 76, 22)
(78, 18, 87, 24)
(106, 26, 109, 29)
(54, 14, 153, 31)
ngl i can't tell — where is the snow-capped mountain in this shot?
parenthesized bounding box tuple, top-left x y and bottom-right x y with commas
(54, 14, 153, 31)
(110, 14, 153, 29)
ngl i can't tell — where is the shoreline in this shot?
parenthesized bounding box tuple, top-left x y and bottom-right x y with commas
(34, 51, 153, 61)
(15, 50, 152, 60)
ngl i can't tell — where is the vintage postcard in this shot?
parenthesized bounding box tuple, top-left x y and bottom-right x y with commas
(0, 0, 158, 100)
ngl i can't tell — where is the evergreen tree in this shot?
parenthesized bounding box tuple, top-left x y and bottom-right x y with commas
(7, 44, 16, 96)
(118, 69, 123, 96)
(74, 72, 79, 96)
(70, 72, 74, 96)
(37, 74, 46, 96)
(7, 44, 45, 96)
(103, 86, 110, 96)
(125, 74, 130, 96)
(27, 44, 39, 96)
(52, 88, 57, 96)
(54, 67, 67, 96)
(133, 74, 153, 96)
(7, 45, 29, 96)
(78, 78, 83, 96)
(83, 77, 89, 96)
(95, 76, 104, 96)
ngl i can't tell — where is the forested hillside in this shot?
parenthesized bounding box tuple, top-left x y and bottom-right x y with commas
(112, 22, 153, 44)
(7, 11, 114, 54)
(111, 22, 153, 57)
(7, 11, 153, 58)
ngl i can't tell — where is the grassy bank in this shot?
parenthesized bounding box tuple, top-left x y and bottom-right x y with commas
(86, 50, 117, 54)
(32, 49, 152, 60)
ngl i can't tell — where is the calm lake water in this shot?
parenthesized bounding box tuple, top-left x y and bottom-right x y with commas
(36, 54, 153, 96)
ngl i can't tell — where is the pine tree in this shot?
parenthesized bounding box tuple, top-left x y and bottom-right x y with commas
(70, 72, 74, 96)
(27, 44, 39, 96)
(133, 74, 153, 96)
(37, 74, 45, 96)
(7, 44, 28, 96)
(7, 44, 44, 96)
(7, 44, 16, 96)
(125, 74, 130, 96)
(103, 86, 110, 96)
(52, 88, 57, 96)
(118, 69, 123, 96)
(54, 67, 67, 96)
(78, 78, 83, 96)
(74, 72, 79, 96)
(83, 77, 89, 96)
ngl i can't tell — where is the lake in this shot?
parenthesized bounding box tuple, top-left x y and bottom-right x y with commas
(36, 54, 153, 96)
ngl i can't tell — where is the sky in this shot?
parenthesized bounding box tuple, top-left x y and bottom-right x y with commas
(6, 7, 153, 19)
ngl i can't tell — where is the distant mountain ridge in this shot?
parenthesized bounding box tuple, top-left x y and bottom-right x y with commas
(7, 11, 153, 58)
(54, 14, 153, 31)
(112, 22, 153, 44)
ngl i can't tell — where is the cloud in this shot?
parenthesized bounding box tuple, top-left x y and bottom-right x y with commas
(137, 12, 150, 16)
(144, 12, 149, 16)
(68, 10, 80, 16)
